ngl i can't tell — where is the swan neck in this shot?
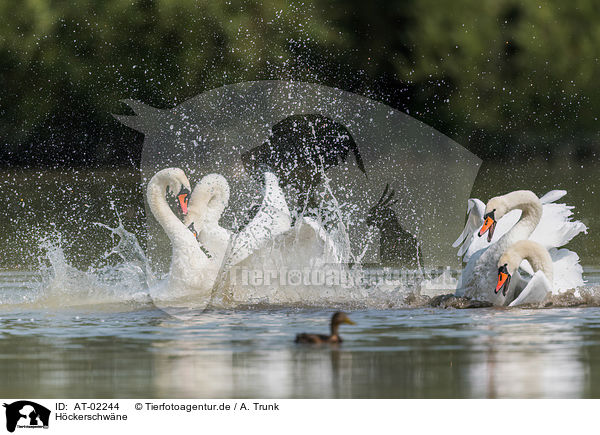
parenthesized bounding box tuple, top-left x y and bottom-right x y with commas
(147, 177, 186, 240)
(188, 177, 229, 226)
(515, 202, 542, 232)
(501, 192, 543, 244)
(147, 170, 214, 296)
(507, 241, 554, 284)
(524, 251, 553, 284)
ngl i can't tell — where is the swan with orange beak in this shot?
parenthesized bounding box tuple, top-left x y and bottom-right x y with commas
(176, 185, 190, 215)
(477, 192, 520, 243)
(455, 189, 586, 306)
(147, 168, 219, 301)
(495, 240, 554, 306)
(454, 191, 543, 305)
(458, 191, 559, 304)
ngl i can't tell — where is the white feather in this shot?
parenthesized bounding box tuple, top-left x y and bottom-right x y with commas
(508, 271, 552, 307)
(455, 190, 587, 263)
(226, 172, 292, 266)
(549, 247, 585, 292)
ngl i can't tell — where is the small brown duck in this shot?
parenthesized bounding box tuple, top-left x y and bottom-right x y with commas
(294, 311, 356, 344)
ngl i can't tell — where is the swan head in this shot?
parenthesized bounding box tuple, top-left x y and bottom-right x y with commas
(478, 195, 510, 243)
(149, 168, 191, 215)
(184, 173, 230, 227)
(497, 240, 553, 296)
(496, 241, 533, 296)
(495, 263, 512, 296)
(479, 190, 542, 243)
(497, 244, 525, 297)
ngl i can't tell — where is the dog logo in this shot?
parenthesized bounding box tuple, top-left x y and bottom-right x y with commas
(3, 401, 50, 433)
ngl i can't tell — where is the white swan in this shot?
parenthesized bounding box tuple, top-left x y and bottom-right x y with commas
(184, 171, 341, 270)
(225, 171, 293, 266)
(495, 240, 583, 307)
(453, 190, 583, 261)
(454, 190, 586, 305)
(183, 172, 293, 268)
(183, 173, 231, 266)
(147, 168, 219, 299)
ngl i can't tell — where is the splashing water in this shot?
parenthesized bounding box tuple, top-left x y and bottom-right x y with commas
(0, 225, 152, 310)
(0, 166, 598, 311)
(1, 216, 599, 312)
(0, 203, 429, 312)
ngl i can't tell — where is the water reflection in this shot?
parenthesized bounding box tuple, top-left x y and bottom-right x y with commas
(2, 307, 600, 398)
(464, 310, 587, 398)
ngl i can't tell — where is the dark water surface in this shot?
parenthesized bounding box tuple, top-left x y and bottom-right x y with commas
(2, 297, 600, 398)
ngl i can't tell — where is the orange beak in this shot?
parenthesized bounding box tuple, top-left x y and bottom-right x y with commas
(479, 215, 496, 242)
(178, 192, 189, 215)
(495, 265, 511, 296)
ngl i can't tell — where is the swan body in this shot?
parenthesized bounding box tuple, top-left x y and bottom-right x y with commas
(181, 171, 345, 306)
(225, 172, 293, 266)
(497, 240, 553, 307)
(183, 171, 293, 269)
(185, 171, 341, 271)
(455, 190, 586, 305)
(147, 168, 218, 300)
(290, 216, 341, 264)
(225, 174, 342, 269)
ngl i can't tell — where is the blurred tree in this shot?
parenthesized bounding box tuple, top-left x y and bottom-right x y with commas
(0, 0, 598, 166)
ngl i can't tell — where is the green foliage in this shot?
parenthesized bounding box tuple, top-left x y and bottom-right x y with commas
(0, 0, 598, 165)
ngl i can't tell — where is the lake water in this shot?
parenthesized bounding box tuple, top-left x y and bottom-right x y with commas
(1, 278, 600, 399)
(0, 163, 599, 398)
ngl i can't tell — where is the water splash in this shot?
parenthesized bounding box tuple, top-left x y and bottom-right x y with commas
(0, 225, 152, 310)
(1, 216, 598, 311)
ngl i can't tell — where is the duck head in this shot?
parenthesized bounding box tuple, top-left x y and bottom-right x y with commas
(331, 311, 356, 327)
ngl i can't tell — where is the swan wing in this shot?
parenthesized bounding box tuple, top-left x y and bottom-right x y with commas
(452, 199, 483, 248)
(529, 198, 587, 250)
(539, 189, 567, 204)
(286, 217, 341, 263)
(508, 271, 551, 307)
(549, 247, 585, 292)
(452, 198, 486, 260)
(227, 172, 292, 265)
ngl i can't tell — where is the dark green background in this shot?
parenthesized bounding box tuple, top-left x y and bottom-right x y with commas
(1, 0, 598, 167)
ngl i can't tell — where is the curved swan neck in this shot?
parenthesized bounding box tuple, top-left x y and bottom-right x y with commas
(147, 175, 186, 241)
(186, 174, 230, 227)
(507, 190, 542, 225)
(501, 240, 553, 284)
(498, 190, 543, 244)
(147, 169, 201, 261)
(147, 168, 218, 297)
